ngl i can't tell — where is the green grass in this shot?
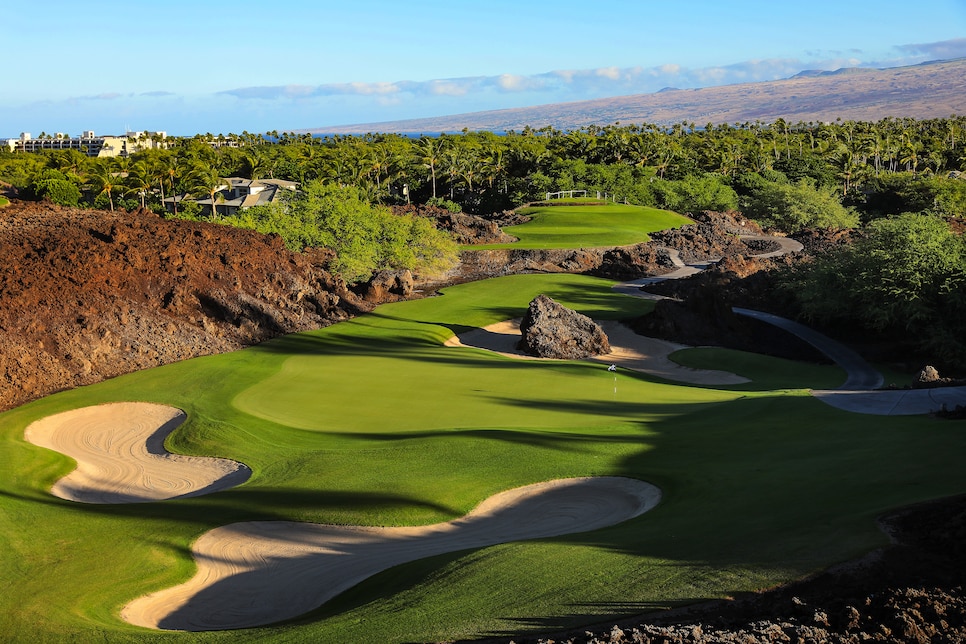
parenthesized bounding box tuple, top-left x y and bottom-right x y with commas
(472, 203, 692, 250)
(0, 196, 9, 207)
(669, 346, 847, 391)
(2, 273, 966, 643)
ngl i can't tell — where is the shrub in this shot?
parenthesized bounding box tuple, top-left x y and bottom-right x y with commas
(28, 169, 81, 207)
(741, 178, 857, 232)
(426, 196, 462, 213)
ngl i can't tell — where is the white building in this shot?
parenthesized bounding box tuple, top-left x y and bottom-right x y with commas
(4, 130, 168, 157)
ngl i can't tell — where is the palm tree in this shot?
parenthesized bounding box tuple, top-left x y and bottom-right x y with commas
(244, 149, 263, 180)
(125, 161, 154, 209)
(150, 152, 177, 208)
(186, 166, 229, 218)
(417, 136, 445, 199)
(88, 162, 123, 211)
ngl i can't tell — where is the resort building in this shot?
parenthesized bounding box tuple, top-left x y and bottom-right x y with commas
(4, 131, 168, 157)
(164, 177, 299, 216)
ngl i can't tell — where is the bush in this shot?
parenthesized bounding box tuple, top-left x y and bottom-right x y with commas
(784, 213, 966, 367)
(25, 169, 81, 207)
(426, 196, 462, 213)
(651, 174, 738, 213)
(222, 182, 459, 283)
(741, 178, 857, 232)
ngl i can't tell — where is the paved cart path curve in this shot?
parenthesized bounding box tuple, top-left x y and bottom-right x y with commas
(615, 236, 966, 415)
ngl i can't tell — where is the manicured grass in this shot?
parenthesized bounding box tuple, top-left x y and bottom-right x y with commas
(472, 203, 692, 249)
(2, 273, 966, 643)
(669, 346, 847, 391)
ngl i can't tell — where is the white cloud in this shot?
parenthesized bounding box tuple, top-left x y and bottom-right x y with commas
(594, 66, 622, 80)
(497, 74, 547, 92)
(427, 80, 471, 96)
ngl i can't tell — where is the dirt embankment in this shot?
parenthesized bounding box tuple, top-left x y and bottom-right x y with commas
(0, 200, 369, 411)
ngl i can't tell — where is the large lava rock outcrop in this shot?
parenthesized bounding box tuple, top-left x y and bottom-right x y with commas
(518, 295, 610, 359)
(0, 200, 370, 411)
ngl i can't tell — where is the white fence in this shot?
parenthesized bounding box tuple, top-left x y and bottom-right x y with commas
(544, 190, 587, 200)
(544, 189, 628, 204)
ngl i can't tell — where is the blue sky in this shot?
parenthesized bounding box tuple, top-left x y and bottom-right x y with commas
(3, 0, 965, 136)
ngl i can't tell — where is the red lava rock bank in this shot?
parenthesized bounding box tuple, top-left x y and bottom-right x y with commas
(0, 200, 369, 411)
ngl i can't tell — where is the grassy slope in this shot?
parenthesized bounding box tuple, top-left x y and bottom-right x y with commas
(2, 272, 966, 643)
(472, 203, 691, 250)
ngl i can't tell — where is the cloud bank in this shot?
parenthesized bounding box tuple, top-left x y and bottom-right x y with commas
(217, 38, 966, 106)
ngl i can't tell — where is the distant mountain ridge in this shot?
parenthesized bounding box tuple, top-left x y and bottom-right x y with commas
(306, 58, 966, 135)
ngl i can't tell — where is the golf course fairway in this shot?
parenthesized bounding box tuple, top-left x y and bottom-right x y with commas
(3, 272, 966, 642)
(473, 202, 691, 249)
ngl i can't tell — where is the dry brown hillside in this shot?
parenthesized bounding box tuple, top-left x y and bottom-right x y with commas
(311, 58, 966, 134)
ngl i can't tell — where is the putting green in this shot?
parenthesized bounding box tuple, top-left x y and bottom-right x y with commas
(473, 203, 691, 249)
(3, 272, 966, 643)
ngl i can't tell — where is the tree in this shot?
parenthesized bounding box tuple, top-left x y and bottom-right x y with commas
(125, 161, 154, 209)
(222, 182, 458, 283)
(26, 168, 81, 206)
(740, 177, 857, 232)
(417, 136, 445, 199)
(651, 174, 738, 213)
(186, 166, 229, 218)
(786, 213, 966, 367)
(87, 162, 123, 211)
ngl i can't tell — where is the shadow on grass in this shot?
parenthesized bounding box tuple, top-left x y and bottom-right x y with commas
(458, 599, 719, 643)
(320, 426, 649, 453)
(0, 485, 460, 531)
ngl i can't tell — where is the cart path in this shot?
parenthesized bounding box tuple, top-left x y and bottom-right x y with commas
(614, 236, 966, 414)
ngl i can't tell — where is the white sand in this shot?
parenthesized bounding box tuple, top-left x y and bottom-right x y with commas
(122, 476, 661, 631)
(446, 318, 749, 385)
(23, 402, 250, 503)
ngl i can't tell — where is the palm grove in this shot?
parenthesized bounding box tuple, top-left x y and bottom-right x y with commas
(2, 116, 965, 368)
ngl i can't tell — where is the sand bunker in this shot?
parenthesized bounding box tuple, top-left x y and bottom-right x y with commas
(812, 386, 966, 416)
(23, 402, 250, 503)
(122, 476, 661, 631)
(446, 318, 748, 385)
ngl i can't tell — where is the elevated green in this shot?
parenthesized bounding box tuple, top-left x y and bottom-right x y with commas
(473, 203, 691, 249)
(2, 273, 965, 643)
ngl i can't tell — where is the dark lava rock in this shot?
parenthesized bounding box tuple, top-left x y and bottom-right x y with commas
(593, 244, 677, 280)
(391, 204, 520, 245)
(914, 365, 941, 387)
(353, 269, 414, 303)
(518, 294, 610, 359)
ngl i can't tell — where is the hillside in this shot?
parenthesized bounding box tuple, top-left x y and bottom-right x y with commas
(0, 201, 367, 411)
(307, 58, 966, 134)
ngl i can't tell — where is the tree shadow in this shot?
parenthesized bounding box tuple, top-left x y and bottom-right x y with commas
(0, 485, 459, 531)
